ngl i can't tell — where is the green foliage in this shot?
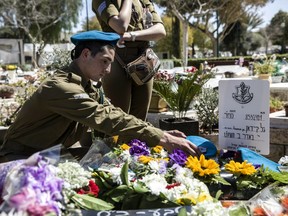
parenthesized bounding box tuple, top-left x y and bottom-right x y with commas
(92, 166, 177, 210)
(153, 69, 212, 119)
(71, 194, 114, 210)
(267, 10, 288, 54)
(0, 0, 82, 41)
(0, 71, 49, 126)
(254, 56, 277, 74)
(41, 47, 71, 70)
(270, 96, 284, 111)
(194, 88, 219, 134)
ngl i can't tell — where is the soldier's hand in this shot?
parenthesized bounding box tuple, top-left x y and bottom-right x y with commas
(165, 130, 186, 138)
(159, 132, 201, 157)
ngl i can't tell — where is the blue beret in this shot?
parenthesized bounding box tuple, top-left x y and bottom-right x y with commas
(71, 30, 120, 46)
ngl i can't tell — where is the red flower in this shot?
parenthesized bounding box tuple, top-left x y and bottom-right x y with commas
(282, 196, 288, 210)
(166, 182, 181, 190)
(186, 66, 198, 73)
(253, 206, 268, 216)
(77, 180, 99, 197)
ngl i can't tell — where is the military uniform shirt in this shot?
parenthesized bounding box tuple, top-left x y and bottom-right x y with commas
(0, 62, 163, 156)
(93, 0, 163, 32)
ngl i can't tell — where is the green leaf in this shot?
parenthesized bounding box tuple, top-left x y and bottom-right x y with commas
(213, 175, 231, 186)
(121, 193, 142, 210)
(145, 193, 160, 202)
(133, 182, 149, 193)
(215, 190, 223, 200)
(153, 69, 212, 118)
(269, 170, 288, 184)
(94, 172, 113, 189)
(105, 185, 130, 202)
(178, 207, 188, 216)
(71, 194, 114, 211)
(228, 204, 250, 216)
(120, 161, 129, 186)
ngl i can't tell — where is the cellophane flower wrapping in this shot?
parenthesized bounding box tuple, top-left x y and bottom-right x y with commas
(0, 139, 287, 216)
(0, 144, 101, 215)
(247, 182, 288, 215)
(80, 138, 224, 213)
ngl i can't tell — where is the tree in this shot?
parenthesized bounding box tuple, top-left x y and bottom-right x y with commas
(155, 0, 211, 66)
(171, 15, 181, 59)
(0, 0, 82, 67)
(82, 16, 102, 32)
(222, 12, 264, 55)
(267, 10, 288, 54)
(155, 0, 273, 63)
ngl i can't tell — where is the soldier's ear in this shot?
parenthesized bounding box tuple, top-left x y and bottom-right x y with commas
(81, 48, 91, 59)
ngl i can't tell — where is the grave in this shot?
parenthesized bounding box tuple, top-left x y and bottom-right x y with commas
(148, 79, 288, 163)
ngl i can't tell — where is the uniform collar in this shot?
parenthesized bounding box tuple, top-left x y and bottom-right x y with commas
(67, 62, 90, 89)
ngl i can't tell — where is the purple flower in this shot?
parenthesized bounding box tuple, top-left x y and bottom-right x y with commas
(128, 139, 150, 156)
(158, 160, 168, 175)
(0, 160, 24, 196)
(169, 149, 187, 166)
(4, 156, 64, 215)
(253, 164, 261, 169)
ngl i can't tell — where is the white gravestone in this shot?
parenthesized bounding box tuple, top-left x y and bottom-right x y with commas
(219, 79, 270, 155)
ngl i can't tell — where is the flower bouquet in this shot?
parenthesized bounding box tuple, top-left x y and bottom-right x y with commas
(90, 139, 219, 210)
(210, 149, 288, 201)
(0, 145, 114, 215)
(0, 139, 287, 216)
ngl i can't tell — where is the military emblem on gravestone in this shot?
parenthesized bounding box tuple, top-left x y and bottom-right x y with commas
(232, 82, 253, 104)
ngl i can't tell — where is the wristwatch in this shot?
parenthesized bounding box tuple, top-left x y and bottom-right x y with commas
(129, 32, 136, 42)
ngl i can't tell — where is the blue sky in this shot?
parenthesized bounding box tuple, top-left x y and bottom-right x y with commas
(75, 0, 287, 32)
(257, 0, 287, 27)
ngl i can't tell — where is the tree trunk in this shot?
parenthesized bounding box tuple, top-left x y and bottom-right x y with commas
(182, 22, 188, 67)
(172, 16, 180, 59)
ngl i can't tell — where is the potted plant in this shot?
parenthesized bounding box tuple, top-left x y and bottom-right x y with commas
(194, 87, 219, 134)
(153, 66, 212, 135)
(193, 87, 219, 146)
(269, 96, 284, 113)
(253, 54, 276, 80)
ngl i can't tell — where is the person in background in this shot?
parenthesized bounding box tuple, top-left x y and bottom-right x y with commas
(92, 0, 166, 121)
(0, 30, 199, 163)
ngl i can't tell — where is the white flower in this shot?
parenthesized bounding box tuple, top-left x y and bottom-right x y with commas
(174, 166, 210, 195)
(174, 166, 194, 179)
(139, 173, 167, 196)
(148, 160, 167, 174)
(163, 183, 187, 202)
(57, 161, 92, 201)
(189, 200, 229, 216)
(159, 149, 169, 158)
(119, 150, 131, 162)
(57, 161, 91, 189)
(109, 167, 123, 185)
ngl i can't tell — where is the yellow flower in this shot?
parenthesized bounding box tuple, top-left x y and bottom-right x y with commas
(138, 155, 154, 164)
(120, 143, 130, 151)
(112, 135, 119, 144)
(225, 160, 256, 175)
(176, 193, 212, 205)
(152, 145, 163, 153)
(157, 157, 169, 162)
(185, 154, 220, 176)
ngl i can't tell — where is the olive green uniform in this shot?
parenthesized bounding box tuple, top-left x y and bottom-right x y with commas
(0, 62, 163, 160)
(92, 0, 163, 120)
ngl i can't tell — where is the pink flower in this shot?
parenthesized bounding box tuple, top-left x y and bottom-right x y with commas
(9, 187, 37, 211)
